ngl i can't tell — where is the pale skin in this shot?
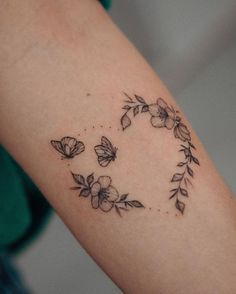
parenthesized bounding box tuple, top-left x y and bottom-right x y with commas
(0, 0, 236, 293)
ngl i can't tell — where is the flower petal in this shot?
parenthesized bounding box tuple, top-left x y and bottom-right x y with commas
(150, 116, 165, 128)
(166, 107, 175, 120)
(157, 97, 168, 109)
(105, 185, 119, 201)
(91, 195, 99, 209)
(100, 199, 114, 212)
(148, 103, 159, 116)
(91, 182, 100, 196)
(98, 176, 112, 189)
(165, 117, 175, 129)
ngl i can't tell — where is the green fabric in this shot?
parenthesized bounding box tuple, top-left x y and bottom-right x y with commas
(0, 148, 31, 250)
(100, 0, 112, 10)
(0, 147, 52, 255)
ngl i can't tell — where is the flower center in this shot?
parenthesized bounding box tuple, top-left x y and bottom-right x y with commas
(98, 188, 107, 200)
(159, 107, 168, 119)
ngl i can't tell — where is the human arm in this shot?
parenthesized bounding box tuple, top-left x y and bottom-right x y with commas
(0, 0, 236, 293)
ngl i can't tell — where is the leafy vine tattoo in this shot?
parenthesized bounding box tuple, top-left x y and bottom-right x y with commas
(71, 173, 144, 216)
(51, 136, 85, 159)
(120, 93, 200, 214)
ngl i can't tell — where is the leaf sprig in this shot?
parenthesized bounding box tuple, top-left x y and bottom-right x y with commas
(71, 173, 94, 197)
(121, 93, 149, 130)
(170, 141, 200, 214)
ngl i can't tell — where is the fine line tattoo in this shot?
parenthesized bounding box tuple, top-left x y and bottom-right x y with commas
(94, 136, 117, 167)
(120, 93, 200, 214)
(71, 173, 144, 216)
(51, 136, 85, 159)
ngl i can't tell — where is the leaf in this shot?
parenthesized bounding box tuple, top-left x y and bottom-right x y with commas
(129, 200, 144, 208)
(180, 188, 188, 197)
(169, 189, 178, 199)
(186, 178, 193, 186)
(141, 105, 149, 112)
(170, 188, 178, 192)
(133, 105, 139, 116)
(120, 194, 128, 201)
(121, 113, 131, 130)
(79, 188, 90, 197)
(188, 142, 196, 149)
(70, 186, 81, 190)
(192, 157, 200, 165)
(87, 173, 94, 185)
(123, 92, 133, 102)
(177, 162, 186, 167)
(187, 165, 194, 177)
(184, 178, 188, 187)
(175, 199, 185, 214)
(119, 207, 128, 211)
(122, 105, 131, 110)
(126, 202, 133, 207)
(179, 149, 185, 152)
(180, 144, 188, 150)
(135, 95, 146, 104)
(115, 205, 122, 217)
(171, 173, 184, 182)
(72, 173, 85, 186)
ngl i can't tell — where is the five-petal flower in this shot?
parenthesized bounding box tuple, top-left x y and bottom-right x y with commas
(149, 98, 176, 129)
(91, 176, 119, 212)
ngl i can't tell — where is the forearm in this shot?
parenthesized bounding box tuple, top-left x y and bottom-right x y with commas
(0, 1, 236, 293)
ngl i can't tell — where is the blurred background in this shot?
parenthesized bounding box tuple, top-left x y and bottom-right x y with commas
(15, 0, 236, 293)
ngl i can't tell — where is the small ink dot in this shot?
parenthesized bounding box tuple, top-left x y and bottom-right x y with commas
(92, 126, 95, 129)
(149, 207, 152, 210)
(100, 125, 103, 128)
(166, 211, 169, 214)
(86, 93, 91, 96)
(109, 126, 112, 129)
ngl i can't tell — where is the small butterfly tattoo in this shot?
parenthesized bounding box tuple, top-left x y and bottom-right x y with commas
(94, 136, 117, 167)
(51, 136, 85, 159)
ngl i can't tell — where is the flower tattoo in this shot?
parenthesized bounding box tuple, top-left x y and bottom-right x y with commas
(91, 176, 119, 212)
(71, 173, 144, 216)
(120, 93, 200, 214)
(149, 98, 176, 129)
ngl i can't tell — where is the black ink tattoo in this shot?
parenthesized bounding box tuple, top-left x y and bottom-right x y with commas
(51, 136, 85, 159)
(94, 136, 117, 167)
(71, 173, 144, 216)
(120, 93, 200, 214)
(170, 141, 199, 213)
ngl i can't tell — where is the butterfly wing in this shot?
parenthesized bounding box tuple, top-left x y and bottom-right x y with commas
(101, 136, 117, 157)
(94, 145, 114, 167)
(101, 136, 113, 149)
(97, 155, 111, 167)
(70, 141, 85, 157)
(51, 140, 65, 155)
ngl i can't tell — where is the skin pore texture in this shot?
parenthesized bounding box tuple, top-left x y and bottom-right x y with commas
(0, 0, 236, 293)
